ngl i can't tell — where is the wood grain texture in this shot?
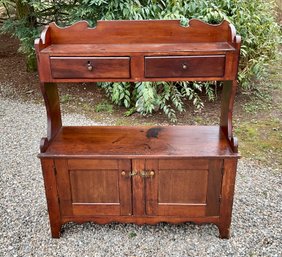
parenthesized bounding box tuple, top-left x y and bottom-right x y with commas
(218, 159, 237, 238)
(39, 126, 239, 158)
(132, 159, 146, 215)
(69, 169, 119, 203)
(206, 160, 223, 216)
(40, 159, 61, 238)
(155, 205, 206, 217)
(159, 159, 208, 170)
(220, 80, 238, 153)
(35, 19, 240, 83)
(68, 159, 118, 170)
(39, 83, 62, 152)
(50, 57, 130, 79)
(158, 169, 208, 204)
(61, 215, 220, 226)
(41, 42, 235, 55)
(54, 159, 73, 216)
(144, 159, 158, 216)
(144, 159, 226, 218)
(42, 76, 233, 83)
(144, 55, 225, 78)
(118, 160, 133, 215)
(47, 19, 234, 44)
(73, 204, 120, 216)
(55, 159, 132, 217)
(35, 19, 241, 238)
(34, 26, 52, 82)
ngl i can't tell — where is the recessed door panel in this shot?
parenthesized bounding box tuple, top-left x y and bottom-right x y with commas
(55, 159, 132, 216)
(145, 159, 223, 217)
(70, 169, 119, 203)
(158, 169, 208, 204)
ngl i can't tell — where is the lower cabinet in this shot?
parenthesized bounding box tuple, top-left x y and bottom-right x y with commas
(54, 158, 223, 218)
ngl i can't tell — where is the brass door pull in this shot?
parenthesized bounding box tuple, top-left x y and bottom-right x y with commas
(122, 170, 154, 178)
(140, 170, 155, 178)
(129, 170, 138, 176)
(121, 170, 138, 177)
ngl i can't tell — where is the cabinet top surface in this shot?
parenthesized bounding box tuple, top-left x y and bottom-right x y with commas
(39, 126, 240, 159)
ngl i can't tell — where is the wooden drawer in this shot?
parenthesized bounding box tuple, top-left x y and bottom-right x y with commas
(144, 55, 225, 78)
(50, 57, 130, 79)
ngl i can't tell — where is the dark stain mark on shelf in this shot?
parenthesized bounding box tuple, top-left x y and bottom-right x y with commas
(146, 127, 163, 139)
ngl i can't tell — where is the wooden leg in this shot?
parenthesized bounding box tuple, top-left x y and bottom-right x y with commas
(40, 159, 62, 238)
(218, 159, 237, 239)
(217, 224, 231, 239)
(50, 223, 61, 238)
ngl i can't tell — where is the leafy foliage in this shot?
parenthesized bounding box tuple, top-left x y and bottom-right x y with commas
(0, 0, 280, 120)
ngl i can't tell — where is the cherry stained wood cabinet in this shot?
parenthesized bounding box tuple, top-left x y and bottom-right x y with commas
(35, 19, 241, 239)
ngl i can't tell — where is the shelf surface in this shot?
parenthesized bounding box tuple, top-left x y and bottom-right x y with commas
(39, 126, 239, 158)
(41, 42, 235, 55)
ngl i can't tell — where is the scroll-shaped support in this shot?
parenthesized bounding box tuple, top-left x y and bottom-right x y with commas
(40, 82, 62, 152)
(220, 80, 238, 153)
(34, 25, 61, 152)
(220, 32, 241, 153)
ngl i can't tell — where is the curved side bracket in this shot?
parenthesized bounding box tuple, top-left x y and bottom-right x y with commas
(231, 136, 238, 153)
(40, 137, 49, 153)
(40, 82, 62, 153)
(220, 80, 238, 153)
(34, 25, 51, 54)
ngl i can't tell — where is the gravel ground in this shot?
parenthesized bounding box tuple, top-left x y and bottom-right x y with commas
(0, 96, 281, 257)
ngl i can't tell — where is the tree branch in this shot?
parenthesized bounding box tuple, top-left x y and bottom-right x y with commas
(2, 2, 11, 18)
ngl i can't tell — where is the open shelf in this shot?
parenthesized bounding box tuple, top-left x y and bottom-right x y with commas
(41, 42, 235, 56)
(39, 126, 239, 159)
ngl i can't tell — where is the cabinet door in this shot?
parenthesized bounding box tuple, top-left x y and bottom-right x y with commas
(55, 159, 132, 216)
(145, 159, 223, 217)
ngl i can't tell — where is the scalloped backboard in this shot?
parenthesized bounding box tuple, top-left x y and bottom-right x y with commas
(45, 19, 235, 44)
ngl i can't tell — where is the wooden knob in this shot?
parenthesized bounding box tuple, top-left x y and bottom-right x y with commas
(150, 170, 155, 176)
(121, 171, 126, 176)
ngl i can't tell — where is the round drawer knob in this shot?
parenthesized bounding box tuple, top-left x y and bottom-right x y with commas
(150, 170, 155, 176)
(121, 171, 126, 176)
(87, 62, 93, 71)
(182, 64, 187, 70)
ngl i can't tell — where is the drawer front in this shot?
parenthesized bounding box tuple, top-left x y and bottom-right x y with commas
(50, 57, 130, 79)
(145, 55, 225, 78)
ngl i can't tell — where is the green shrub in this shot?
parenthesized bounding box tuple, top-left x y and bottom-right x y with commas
(1, 0, 280, 121)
